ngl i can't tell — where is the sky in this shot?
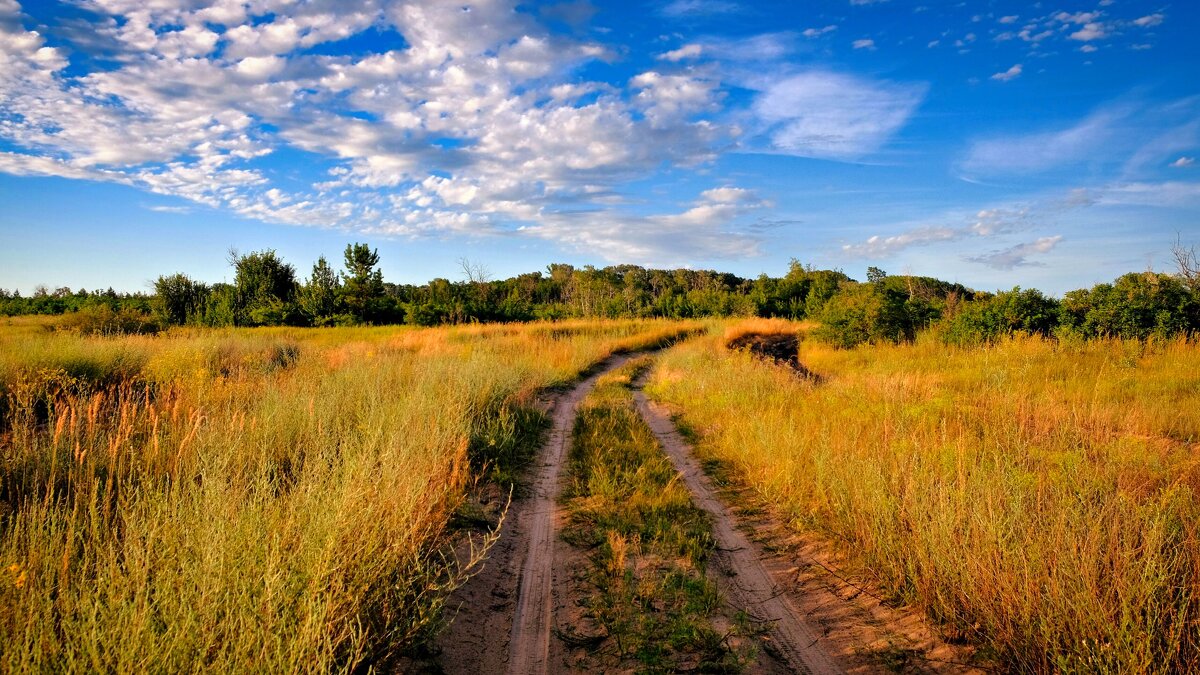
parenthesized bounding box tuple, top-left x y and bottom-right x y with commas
(0, 0, 1198, 296)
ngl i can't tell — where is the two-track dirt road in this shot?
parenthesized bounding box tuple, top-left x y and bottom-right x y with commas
(436, 351, 982, 674)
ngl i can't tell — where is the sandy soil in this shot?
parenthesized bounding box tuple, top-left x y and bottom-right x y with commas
(434, 354, 634, 675)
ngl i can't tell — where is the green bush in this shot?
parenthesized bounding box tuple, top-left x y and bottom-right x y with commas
(1061, 272, 1200, 339)
(56, 306, 163, 336)
(939, 287, 1060, 346)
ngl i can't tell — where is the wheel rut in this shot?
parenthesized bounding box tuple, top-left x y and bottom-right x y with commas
(632, 377, 843, 675)
(435, 354, 635, 675)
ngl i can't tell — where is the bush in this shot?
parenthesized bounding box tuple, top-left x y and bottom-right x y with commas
(56, 306, 163, 336)
(1061, 272, 1200, 340)
(939, 287, 1060, 346)
(815, 284, 928, 349)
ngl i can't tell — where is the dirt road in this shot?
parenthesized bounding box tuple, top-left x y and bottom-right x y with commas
(633, 382, 843, 675)
(435, 354, 634, 675)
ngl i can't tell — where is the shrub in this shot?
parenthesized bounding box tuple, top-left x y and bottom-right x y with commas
(939, 287, 1060, 346)
(1060, 272, 1200, 339)
(56, 306, 163, 336)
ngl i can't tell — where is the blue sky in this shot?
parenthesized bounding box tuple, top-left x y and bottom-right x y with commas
(1, 0, 1197, 295)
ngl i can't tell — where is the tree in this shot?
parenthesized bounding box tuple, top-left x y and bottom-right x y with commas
(153, 273, 210, 325)
(300, 256, 342, 325)
(230, 249, 299, 326)
(866, 266, 888, 284)
(342, 243, 384, 323)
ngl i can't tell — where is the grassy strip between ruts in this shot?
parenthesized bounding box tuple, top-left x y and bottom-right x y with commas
(560, 356, 755, 673)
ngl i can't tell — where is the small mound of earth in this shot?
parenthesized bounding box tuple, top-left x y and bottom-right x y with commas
(726, 332, 819, 380)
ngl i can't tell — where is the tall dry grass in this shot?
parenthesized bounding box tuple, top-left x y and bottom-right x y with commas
(648, 325, 1200, 673)
(0, 319, 695, 672)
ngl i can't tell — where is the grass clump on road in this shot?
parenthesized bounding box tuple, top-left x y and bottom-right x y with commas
(648, 322, 1200, 674)
(562, 357, 751, 672)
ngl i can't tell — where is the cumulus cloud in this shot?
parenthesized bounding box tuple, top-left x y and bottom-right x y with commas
(1133, 14, 1164, 28)
(658, 43, 703, 61)
(749, 70, 926, 159)
(0, 0, 749, 262)
(990, 64, 1022, 81)
(968, 236, 1062, 269)
(1172, 157, 1196, 168)
(851, 38, 875, 50)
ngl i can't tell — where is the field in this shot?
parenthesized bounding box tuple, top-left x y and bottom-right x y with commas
(0, 317, 694, 672)
(648, 319, 1200, 673)
(3, 314, 1198, 673)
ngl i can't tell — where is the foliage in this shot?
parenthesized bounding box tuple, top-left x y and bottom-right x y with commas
(153, 273, 210, 325)
(230, 249, 299, 326)
(1060, 271, 1200, 339)
(938, 287, 1060, 346)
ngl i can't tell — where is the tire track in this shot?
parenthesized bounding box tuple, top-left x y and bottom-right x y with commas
(632, 377, 844, 675)
(432, 354, 634, 675)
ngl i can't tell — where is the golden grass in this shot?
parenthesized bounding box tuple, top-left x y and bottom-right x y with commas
(647, 324, 1200, 673)
(0, 319, 696, 672)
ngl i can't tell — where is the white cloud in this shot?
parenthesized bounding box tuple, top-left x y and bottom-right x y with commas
(750, 70, 926, 159)
(1069, 22, 1108, 41)
(1133, 14, 1164, 28)
(842, 227, 960, 257)
(990, 64, 1022, 82)
(852, 38, 875, 50)
(0, 0, 751, 262)
(658, 43, 703, 61)
(998, 15, 1019, 24)
(963, 107, 1124, 174)
(1172, 157, 1196, 168)
(802, 25, 837, 38)
(968, 236, 1062, 269)
(659, 0, 740, 17)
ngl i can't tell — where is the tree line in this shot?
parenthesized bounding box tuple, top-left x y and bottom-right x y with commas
(4, 240, 1199, 346)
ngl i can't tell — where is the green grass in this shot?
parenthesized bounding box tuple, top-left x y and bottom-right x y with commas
(561, 358, 751, 672)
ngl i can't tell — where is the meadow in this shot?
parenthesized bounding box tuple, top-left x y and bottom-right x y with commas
(0, 316, 694, 672)
(647, 320, 1200, 673)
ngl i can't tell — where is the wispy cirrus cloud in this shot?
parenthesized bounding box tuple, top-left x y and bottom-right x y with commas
(747, 70, 926, 160)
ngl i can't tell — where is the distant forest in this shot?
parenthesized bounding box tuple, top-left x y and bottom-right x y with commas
(3, 241, 1199, 347)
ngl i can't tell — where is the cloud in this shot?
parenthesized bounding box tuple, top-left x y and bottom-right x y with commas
(658, 43, 703, 61)
(990, 64, 1022, 82)
(0, 0, 751, 262)
(659, 0, 740, 17)
(1133, 14, 1164, 28)
(1069, 23, 1108, 41)
(998, 15, 1019, 24)
(967, 236, 1062, 269)
(842, 227, 960, 257)
(962, 107, 1126, 174)
(1172, 157, 1196, 168)
(520, 186, 764, 264)
(802, 25, 837, 38)
(852, 38, 875, 50)
(749, 70, 926, 159)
